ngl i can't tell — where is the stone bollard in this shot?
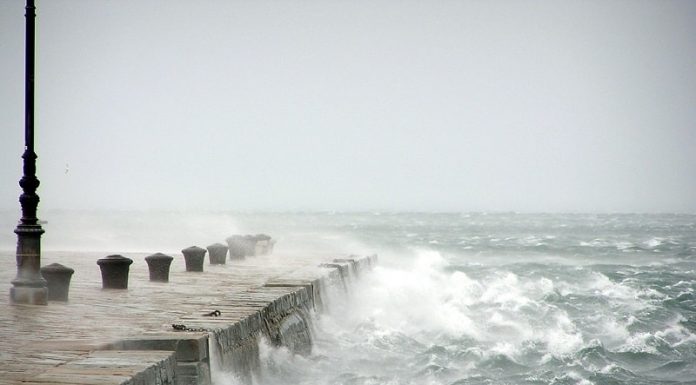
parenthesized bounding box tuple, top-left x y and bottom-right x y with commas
(40, 263, 75, 301)
(243, 235, 257, 256)
(97, 255, 133, 289)
(255, 234, 272, 255)
(144, 253, 174, 282)
(226, 235, 246, 260)
(207, 243, 229, 265)
(182, 246, 206, 272)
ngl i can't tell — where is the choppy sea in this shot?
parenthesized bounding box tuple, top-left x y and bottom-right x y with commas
(2, 211, 695, 385)
(247, 212, 696, 385)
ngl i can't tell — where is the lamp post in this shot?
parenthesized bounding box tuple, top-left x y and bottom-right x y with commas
(10, 0, 47, 305)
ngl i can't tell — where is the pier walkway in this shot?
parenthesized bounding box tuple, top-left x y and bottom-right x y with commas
(0, 248, 375, 384)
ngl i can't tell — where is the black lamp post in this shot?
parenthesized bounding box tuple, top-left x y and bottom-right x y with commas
(10, 0, 47, 305)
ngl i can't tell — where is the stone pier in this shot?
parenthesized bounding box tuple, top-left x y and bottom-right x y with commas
(0, 249, 377, 385)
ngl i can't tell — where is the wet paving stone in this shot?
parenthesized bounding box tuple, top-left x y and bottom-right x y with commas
(0, 249, 344, 384)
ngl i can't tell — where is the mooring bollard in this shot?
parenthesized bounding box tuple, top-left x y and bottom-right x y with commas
(255, 234, 272, 255)
(145, 253, 174, 282)
(97, 255, 133, 289)
(243, 235, 257, 256)
(207, 243, 229, 265)
(226, 235, 246, 260)
(182, 246, 206, 272)
(40, 263, 75, 301)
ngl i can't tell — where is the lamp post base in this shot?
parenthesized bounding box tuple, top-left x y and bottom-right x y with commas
(12, 223, 47, 305)
(10, 286, 47, 305)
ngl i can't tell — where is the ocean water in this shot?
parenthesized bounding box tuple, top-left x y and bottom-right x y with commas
(2, 211, 695, 384)
(242, 212, 696, 385)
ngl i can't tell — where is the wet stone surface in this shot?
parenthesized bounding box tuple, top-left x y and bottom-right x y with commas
(0, 249, 345, 384)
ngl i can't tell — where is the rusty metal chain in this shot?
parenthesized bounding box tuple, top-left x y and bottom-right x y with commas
(171, 324, 209, 332)
(171, 310, 221, 332)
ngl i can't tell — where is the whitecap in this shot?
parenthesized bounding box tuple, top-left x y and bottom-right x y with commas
(645, 238, 664, 248)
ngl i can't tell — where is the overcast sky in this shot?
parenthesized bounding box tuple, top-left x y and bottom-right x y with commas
(1, 0, 695, 213)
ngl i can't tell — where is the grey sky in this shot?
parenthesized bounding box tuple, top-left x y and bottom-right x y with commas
(1, 0, 695, 213)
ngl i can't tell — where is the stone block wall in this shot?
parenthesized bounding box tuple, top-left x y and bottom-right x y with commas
(83, 254, 376, 385)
